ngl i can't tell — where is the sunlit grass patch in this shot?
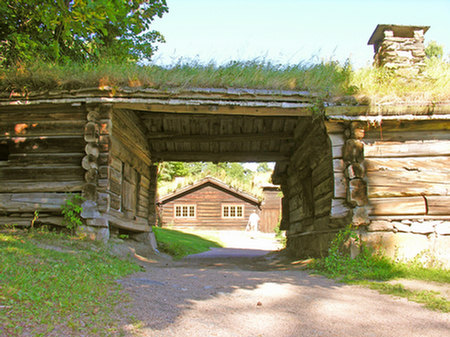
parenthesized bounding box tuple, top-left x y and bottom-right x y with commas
(361, 281, 449, 312)
(152, 226, 222, 259)
(0, 229, 140, 336)
(310, 226, 450, 312)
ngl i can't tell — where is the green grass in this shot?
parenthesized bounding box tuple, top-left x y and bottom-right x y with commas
(310, 226, 450, 312)
(0, 229, 140, 336)
(362, 282, 449, 312)
(152, 226, 222, 259)
(0, 59, 354, 98)
(2, 57, 449, 104)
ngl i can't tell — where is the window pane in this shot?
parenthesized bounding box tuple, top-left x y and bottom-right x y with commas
(237, 206, 242, 217)
(223, 206, 229, 217)
(189, 206, 195, 217)
(182, 206, 188, 217)
(176, 206, 181, 217)
(230, 207, 236, 217)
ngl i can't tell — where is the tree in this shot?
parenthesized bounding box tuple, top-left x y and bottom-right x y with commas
(425, 41, 444, 59)
(256, 162, 271, 173)
(0, 0, 168, 66)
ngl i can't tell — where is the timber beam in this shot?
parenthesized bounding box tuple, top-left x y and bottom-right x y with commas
(151, 151, 289, 162)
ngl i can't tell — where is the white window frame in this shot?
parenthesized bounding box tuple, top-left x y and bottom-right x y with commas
(222, 204, 244, 218)
(174, 204, 196, 218)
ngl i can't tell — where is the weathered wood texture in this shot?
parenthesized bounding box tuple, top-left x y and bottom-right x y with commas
(279, 118, 337, 257)
(102, 109, 153, 232)
(260, 187, 282, 233)
(363, 120, 450, 218)
(159, 184, 259, 230)
(0, 105, 86, 221)
(140, 112, 298, 162)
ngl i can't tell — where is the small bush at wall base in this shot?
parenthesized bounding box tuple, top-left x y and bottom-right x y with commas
(61, 194, 85, 235)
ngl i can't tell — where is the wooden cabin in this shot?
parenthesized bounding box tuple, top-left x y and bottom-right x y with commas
(157, 177, 260, 230)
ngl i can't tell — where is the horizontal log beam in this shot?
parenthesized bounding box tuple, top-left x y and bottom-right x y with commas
(116, 102, 313, 117)
(151, 151, 289, 162)
(147, 132, 293, 141)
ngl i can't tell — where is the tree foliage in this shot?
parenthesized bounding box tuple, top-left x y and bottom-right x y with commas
(158, 162, 253, 183)
(0, 0, 168, 66)
(425, 41, 444, 59)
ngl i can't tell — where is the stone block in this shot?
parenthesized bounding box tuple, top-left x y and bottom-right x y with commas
(367, 220, 394, 232)
(86, 217, 108, 228)
(352, 206, 369, 226)
(77, 225, 110, 244)
(434, 236, 450, 268)
(393, 222, 411, 232)
(435, 222, 450, 235)
(81, 200, 101, 219)
(410, 222, 435, 234)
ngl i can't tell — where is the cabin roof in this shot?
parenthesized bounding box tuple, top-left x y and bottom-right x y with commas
(157, 176, 260, 205)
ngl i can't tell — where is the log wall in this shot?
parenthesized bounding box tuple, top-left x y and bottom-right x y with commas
(0, 105, 86, 227)
(360, 120, 450, 265)
(103, 108, 153, 232)
(277, 118, 337, 257)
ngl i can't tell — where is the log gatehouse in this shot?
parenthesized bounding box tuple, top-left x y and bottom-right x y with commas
(1, 25, 449, 266)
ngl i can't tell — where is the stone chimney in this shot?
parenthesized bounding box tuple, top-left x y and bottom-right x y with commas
(368, 24, 430, 74)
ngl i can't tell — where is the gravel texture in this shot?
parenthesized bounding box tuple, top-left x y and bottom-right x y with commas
(116, 232, 450, 337)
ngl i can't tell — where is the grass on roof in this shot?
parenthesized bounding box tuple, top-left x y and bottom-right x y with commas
(1, 57, 449, 103)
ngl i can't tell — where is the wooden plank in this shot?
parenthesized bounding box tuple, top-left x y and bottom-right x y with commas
(151, 151, 288, 162)
(0, 121, 84, 137)
(0, 193, 68, 212)
(5, 136, 84, 154)
(367, 170, 450, 197)
(0, 181, 83, 193)
(369, 197, 426, 215)
(365, 157, 450, 171)
(366, 120, 450, 133)
(426, 196, 450, 215)
(117, 103, 313, 117)
(148, 132, 293, 142)
(107, 209, 149, 232)
(7, 153, 83, 166)
(0, 166, 84, 181)
(364, 140, 450, 158)
(365, 130, 450, 142)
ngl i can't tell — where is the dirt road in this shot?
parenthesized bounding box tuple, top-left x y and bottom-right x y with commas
(117, 232, 449, 337)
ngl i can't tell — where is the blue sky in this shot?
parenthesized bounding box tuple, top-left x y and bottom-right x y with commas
(150, 0, 450, 68)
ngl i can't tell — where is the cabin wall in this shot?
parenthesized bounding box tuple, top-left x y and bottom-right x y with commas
(0, 104, 86, 227)
(160, 185, 259, 230)
(104, 108, 153, 233)
(279, 118, 337, 257)
(360, 120, 450, 266)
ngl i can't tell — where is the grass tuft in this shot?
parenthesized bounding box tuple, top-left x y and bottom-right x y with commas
(0, 229, 140, 336)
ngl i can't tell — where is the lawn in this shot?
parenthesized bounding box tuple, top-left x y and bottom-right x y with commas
(152, 226, 223, 259)
(0, 229, 140, 336)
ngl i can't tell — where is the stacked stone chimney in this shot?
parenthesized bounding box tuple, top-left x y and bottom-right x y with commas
(368, 24, 429, 74)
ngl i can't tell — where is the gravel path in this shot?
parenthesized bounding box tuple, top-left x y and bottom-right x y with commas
(116, 232, 449, 337)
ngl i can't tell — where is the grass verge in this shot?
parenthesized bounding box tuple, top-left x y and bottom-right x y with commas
(0, 229, 140, 336)
(310, 226, 450, 312)
(152, 226, 222, 259)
